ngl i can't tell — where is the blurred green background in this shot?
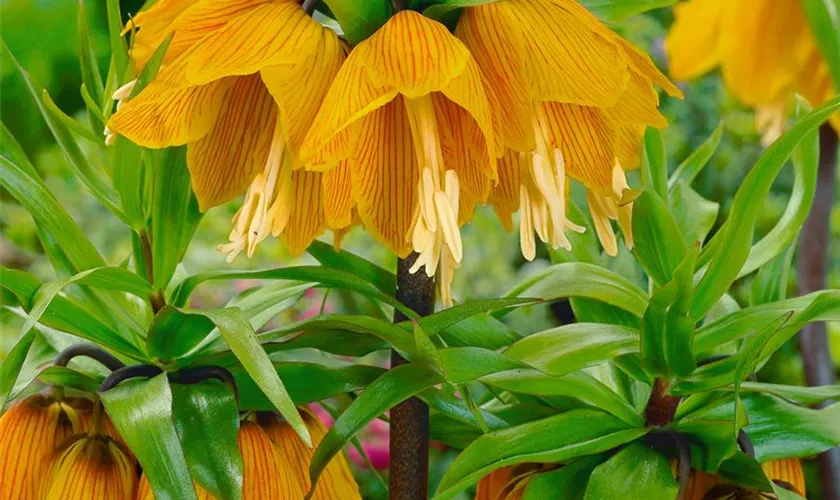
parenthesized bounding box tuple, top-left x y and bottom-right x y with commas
(0, 1, 838, 498)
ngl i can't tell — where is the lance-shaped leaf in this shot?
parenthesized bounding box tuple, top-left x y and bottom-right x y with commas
(307, 240, 396, 294)
(802, 0, 840, 87)
(641, 128, 668, 202)
(579, 0, 677, 24)
(323, 0, 392, 45)
(583, 443, 678, 500)
(668, 122, 724, 190)
(632, 188, 689, 286)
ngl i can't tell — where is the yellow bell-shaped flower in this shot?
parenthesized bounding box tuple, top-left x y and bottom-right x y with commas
(301, 10, 498, 305)
(455, 0, 682, 258)
(108, 0, 354, 258)
(39, 434, 137, 500)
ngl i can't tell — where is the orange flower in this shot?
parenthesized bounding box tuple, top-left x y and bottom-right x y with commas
(261, 410, 361, 499)
(109, 0, 354, 258)
(301, 10, 497, 305)
(0, 395, 91, 500)
(39, 435, 137, 500)
(456, 0, 681, 258)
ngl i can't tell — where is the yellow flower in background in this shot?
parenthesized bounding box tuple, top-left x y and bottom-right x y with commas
(108, 0, 354, 258)
(456, 0, 682, 258)
(0, 395, 91, 500)
(301, 10, 497, 305)
(261, 410, 361, 499)
(665, 0, 839, 143)
(39, 435, 137, 500)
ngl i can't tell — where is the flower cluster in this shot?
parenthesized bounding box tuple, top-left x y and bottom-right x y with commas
(666, 0, 840, 144)
(0, 394, 359, 499)
(108, 0, 680, 305)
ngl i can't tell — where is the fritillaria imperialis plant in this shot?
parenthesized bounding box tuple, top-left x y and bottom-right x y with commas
(1, 0, 839, 499)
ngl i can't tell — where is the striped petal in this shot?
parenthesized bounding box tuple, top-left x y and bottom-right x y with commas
(351, 98, 419, 257)
(137, 476, 214, 500)
(664, 0, 725, 82)
(279, 169, 326, 256)
(605, 70, 668, 129)
(0, 396, 89, 500)
(239, 422, 305, 499)
(107, 77, 234, 148)
(489, 150, 523, 231)
(323, 161, 354, 230)
(187, 74, 277, 211)
(616, 37, 683, 99)
(455, 4, 534, 152)
(183, 2, 324, 86)
(40, 436, 137, 500)
(719, 0, 812, 106)
(260, 28, 346, 162)
(763, 459, 805, 496)
(126, 0, 194, 70)
(540, 102, 614, 192)
(614, 124, 645, 170)
(504, 0, 629, 107)
(263, 410, 361, 500)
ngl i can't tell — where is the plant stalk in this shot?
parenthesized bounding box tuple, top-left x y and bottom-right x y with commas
(644, 378, 680, 427)
(390, 253, 434, 500)
(797, 124, 839, 499)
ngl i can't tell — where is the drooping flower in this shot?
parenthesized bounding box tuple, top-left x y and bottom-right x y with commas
(0, 394, 91, 500)
(108, 0, 354, 259)
(762, 458, 806, 496)
(136, 420, 306, 500)
(456, 0, 682, 258)
(300, 10, 497, 305)
(39, 434, 137, 500)
(665, 0, 838, 143)
(474, 465, 540, 500)
(261, 409, 361, 499)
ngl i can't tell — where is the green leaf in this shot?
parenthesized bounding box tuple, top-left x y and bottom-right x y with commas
(737, 382, 840, 405)
(310, 363, 443, 490)
(438, 347, 526, 383)
(505, 263, 648, 317)
(751, 242, 795, 306)
(669, 181, 719, 247)
(0, 331, 35, 409)
(323, 0, 391, 45)
(150, 147, 202, 288)
(640, 246, 697, 377)
(631, 188, 689, 286)
(37, 366, 102, 393)
(105, 0, 130, 81)
(42, 90, 102, 143)
(668, 122, 724, 191)
(641, 128, 668, 202)
(101, 374, 197, 500)
(578, 0, 676, 23)
(77, 0, 105, 133)
(199, 308, 310, 446)
(1, 39, 123, 218)
(113, 34, 173, 228)
(414, 321, 444, 371)
(171, 382, 243, 500)
(583, 443, 678, 500)
(434, 409, 646, 499)
(412, 298, 537, 336)
(802, 0, 840, 88)
(739, 98, 819, 278)
(233, 363, 386, 409)
(170, 266, 418, 319)
(423, 0, 499, 23)
(481, 370, 643, 426)
(692, 96, 840, 319)
(0, 268, 143, 358)
(735, 313, 792, 386)
(437, 313, 522, 350)
(503, 323, 639, 376)
(146, 307, 216, 361)
(307, 240, 395, 294)
(522, 455, 603, 500)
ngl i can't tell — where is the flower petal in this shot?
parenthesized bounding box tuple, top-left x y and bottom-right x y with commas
(615, 37, 683, 99)
(507, 0, 629, 107)
(107, 77, 233, 148)
(489, 150, 523, 231)
(455, 4, 534, 151)
(260, 28, 346, 162)
(605, 70, 668, 129)
(239, 423, 305, 499)
(323, 161, 354, 230)
(279, 169, 326, 256)
(718, 0, 812, 106)
(183, 2, 323, 86)
(351, 98, 419, 257)
(187, 75, 277, 210)
(540, 102, 614, 192)
(664, 0, 725, 82)
(126, 0, 194, 70)
(614, 124, 645, 170)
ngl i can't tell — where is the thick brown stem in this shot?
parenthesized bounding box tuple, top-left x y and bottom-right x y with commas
(797, 124, 839, 499)
(644, 378, 680, 427)
(389, 253, 434, 500)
